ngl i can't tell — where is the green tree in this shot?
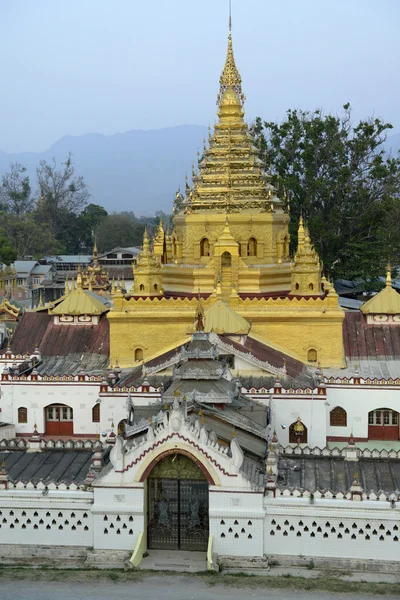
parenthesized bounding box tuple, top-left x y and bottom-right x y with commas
(253, 105, 400, 280)
(0, 214, 62, 259)
(0, 235, 17, 265)
(95, 214, 144, 252)
(0, 162, 34, 215)
(35, 153, 90, 238)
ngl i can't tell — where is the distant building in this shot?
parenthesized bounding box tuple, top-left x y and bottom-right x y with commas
(0, 261, 56, 304)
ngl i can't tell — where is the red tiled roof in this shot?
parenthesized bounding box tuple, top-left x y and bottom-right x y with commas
(343, 312, 400, 359)
(9, 311, 109, 357)
(218, 335, 305, 378)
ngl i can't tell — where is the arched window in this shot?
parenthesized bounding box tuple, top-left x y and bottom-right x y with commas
(139, 284, 144, 292)
(307, 348, 318, 362)
(154, 283, 158, 291)
(92, 403, 100, 423)
(309, 283, 314, 291)
(221, 251, 232, 267)
(18, 407, 27, 423)
(330, 406, 347, 427)
(289, 419, 308, 444)
(134, 348, 144, 362)
(200, 238, 210, 257)
(247, 237, 257, 257)
(295, 282, 299, 290)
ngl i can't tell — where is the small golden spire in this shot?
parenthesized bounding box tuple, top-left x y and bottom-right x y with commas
(219, 12, 242, 98)
(142, 226, 150, 256)
(39, 290, 44, 307)
(298, 216, 305, 247)
(386, 263, 392, 287)
(76, 269, 83, 290)
(64, 276, 69, 295)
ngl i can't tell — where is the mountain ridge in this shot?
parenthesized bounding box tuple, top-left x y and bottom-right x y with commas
(0, 125, 207, 215)
(1, 127, 398, 216)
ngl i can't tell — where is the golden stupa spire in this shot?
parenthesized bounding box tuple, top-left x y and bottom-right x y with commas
(219, 5, 242, 99)
(76, 265, 83, 290)
(64, 275, 69, 295)
(142, 226, 150, 256)
(297, 216, 305, 248)
(386, 263, 392, 287)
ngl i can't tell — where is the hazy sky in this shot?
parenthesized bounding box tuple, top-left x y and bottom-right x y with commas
(1, 0, 399, 153)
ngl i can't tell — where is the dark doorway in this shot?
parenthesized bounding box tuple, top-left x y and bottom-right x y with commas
(147, 454, 209, 551)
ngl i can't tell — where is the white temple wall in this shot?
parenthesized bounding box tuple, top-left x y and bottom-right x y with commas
(0, 490, 93, 547)
(209, 489, 264, 557)
(92, 486, 144, 551)
(264, 497, 399, 561)
(270, 398, 327, 448)
(326, 386, 400, 439)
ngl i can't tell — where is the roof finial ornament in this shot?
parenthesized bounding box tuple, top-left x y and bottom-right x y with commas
(386, 262, 392, 288)
(229, 0, 232, 32)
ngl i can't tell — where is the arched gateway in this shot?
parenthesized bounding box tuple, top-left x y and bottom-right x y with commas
(147, 453, 209, 551)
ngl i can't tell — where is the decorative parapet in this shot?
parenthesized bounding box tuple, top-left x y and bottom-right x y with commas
(209, 332, 287, 377)
(274, 488, 400, 502)
(279, 444, 400, 459)
(242, 385, 322, 396)
(325, 375, 400, 387)
(5, 480, 89, 492)
(1, 372, 103, 383)
(0, 438, 103, 451)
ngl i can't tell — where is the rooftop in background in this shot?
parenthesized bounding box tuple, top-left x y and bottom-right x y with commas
(44, 256, 92, 271)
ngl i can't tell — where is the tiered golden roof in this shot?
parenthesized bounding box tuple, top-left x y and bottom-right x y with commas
(361, 266, 400, 315)
(50, 271, 108, 316)
(180, 28, 280, 214)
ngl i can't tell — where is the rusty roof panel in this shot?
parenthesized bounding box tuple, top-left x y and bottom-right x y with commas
(343, 312, 400, 359)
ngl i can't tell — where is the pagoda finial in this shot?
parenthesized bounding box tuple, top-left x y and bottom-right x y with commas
(64, 276, 69, 295)
(386, 263, 392, 288)
(219, 10, 242, 98)
(142, 226, 150, 256)
(229, 0, 232, 32)
(298, 216, 305, 247)
(76, 268, 83, 290)
(93, 238, 98, 263)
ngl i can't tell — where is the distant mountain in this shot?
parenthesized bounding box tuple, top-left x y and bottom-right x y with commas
(0, 125, 207, 215)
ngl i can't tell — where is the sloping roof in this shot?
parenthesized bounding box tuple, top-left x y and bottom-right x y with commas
(0, 449, 110, 485)
(12, 261, 38, 274)
(361, 286, 400, 315)
(219, 335, 310, 382)
(45, 255, 92, 264)
(31, 264, 54, 275)
(343, 312, 400, 359)
(9, 312, 110, 371)
(279, 454, 400, 494)
(50, 288, 108, 316)
(202, 301, 250, 334)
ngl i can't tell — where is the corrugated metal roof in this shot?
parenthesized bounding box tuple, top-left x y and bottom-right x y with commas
(279, 454, 400, 494)
(0, 448, 111, 485)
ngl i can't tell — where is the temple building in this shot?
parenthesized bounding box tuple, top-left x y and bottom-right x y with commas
(107, 29, 344, 370)
(0, 21, 399, 573)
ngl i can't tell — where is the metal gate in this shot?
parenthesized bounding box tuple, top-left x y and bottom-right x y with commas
(147, 477, 209, 551)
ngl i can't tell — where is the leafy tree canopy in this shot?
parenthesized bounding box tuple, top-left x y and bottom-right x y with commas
(253, 105, 400, 281)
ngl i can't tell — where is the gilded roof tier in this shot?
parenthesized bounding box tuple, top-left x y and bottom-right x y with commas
(201, 300, 250, 334)
(179, 28, 282, 214)
(361, 267, 400, 315)
(50, 273, 108, 316)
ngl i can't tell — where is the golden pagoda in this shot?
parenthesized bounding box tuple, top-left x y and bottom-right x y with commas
(80, 242, 110, 293)
(108, 21, 345, 368)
